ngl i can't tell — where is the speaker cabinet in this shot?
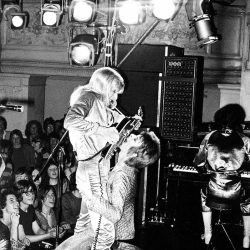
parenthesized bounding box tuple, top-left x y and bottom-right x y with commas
(160, 56, 204, 141)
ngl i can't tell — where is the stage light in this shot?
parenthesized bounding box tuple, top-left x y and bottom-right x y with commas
(67, 0, 97, 23)
(41, 0, 64, 27)
(1, 0, 28, 29)
(151, 0, 176, 20)
(185, 0, 219, 47)
(118, 0, 146, 25)
(68, 32, 102, 66)
(10, 12, 28, 29)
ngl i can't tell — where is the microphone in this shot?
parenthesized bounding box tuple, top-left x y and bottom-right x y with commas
(0, 104, 24, 112)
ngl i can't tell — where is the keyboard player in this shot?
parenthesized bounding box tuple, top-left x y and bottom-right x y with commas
(193, 104, 250, 249)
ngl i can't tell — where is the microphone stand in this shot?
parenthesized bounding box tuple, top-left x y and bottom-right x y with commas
(33, 130, 69, 249)
(33, 130, 68, 182)
(55, 146, 64, 249)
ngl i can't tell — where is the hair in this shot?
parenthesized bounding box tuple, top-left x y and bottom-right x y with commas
(25, 120, 43, 138)
(43, 117, 55, 132)
(15, 167, 30, 178)
(9, 129, 24, 145)
(69, 67, 125, 107)
(0, 189, 17, 218)
(214, 103, 246, 132)
(69, 172, 77, 192)
(208, 130, 244, 152)
(0, 116, 7, 130)
(0, 139, 11, 151)
(125, 131, 160, 169)
(37, 185, 57, 210)
(48, 132, 59, 140)
(15, 179, 37, 202)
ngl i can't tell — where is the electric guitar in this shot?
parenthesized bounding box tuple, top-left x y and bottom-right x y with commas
(101, 106, 143, 160)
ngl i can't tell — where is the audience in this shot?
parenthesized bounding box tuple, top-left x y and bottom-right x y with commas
(14, 167, 30, 184)
(61, 173, 81, 233)
(0, 116, 10, 141)
(40, 161, 69, 198)
(0, 189, 28, 250)
(31, 137, 45, 170)
(0, 140, 13, 190)
(24, 120, 43, 146)
(31, 167, 42, 208)
(9, 129, 35, 173)
(16, 180, 59, 249)
(35, 185, 57, 232)
(43, 117, 55, 142)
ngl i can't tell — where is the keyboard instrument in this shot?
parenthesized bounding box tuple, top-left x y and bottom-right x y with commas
(168, 163, 250, 179)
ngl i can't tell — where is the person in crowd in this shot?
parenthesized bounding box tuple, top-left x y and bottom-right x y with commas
(43, 118, 55, 140)
(56, 131, 160, 250)
(31, 137, 45, 170)
(16, 180, 61, 249)
(194, 103, 250, 249)
(63, 67, 126, 250)
(42, 132, 61, 163)
(61, 173, 81, 233)
(0, 189, 28, 250)
(24, 120, 44, 146)
(35, 185, 57, 232)
(54, 119, 63, 137)
(0, 140, 13, 190)
(14, 167, 30, 185)
(9, 129, 35, 173)
(40, 161, 69, 197)
(31, 167, 42, 208)
(0, 117, 10, 141)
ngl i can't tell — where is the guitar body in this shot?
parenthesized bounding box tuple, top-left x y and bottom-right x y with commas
(101, 107, 143, 160)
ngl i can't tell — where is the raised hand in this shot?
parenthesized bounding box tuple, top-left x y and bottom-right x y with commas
(10, 212, 20, 228)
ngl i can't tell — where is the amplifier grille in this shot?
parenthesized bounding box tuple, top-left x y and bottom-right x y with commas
(160, 57, 204, 141)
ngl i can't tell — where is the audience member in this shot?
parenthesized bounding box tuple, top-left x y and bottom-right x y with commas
(31, 168, 42, 208)
(0, 116, 10, 140)
(16, 180, 59, 249)
(9, 129, 35, 173)
(0, 140, 13, 190)
(40, 162, 69, 198)
(35, 185, 57, 232)
(14, 167, 30, 184)
(31, 137, 45, 169)
(0, 189, 28, 250)
(43, 117, 55, 141)
(61, 173, 81, 233)
(24, 120, 43, 146)
(54, 119, 63, 136)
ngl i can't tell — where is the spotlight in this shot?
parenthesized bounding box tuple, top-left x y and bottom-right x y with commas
(10, 12, 28, 29)
(67, 0, 97, 24)
(41, 0, 64, 27)
(68, 31, 102, 66)
(1, 0, 28, 29)
(118, 0, 146, 25)
(185, 0, 219, 47)
(151, 0, 176, 20)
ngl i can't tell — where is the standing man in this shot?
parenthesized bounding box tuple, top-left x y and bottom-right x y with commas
(64, 67, 126, 250)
